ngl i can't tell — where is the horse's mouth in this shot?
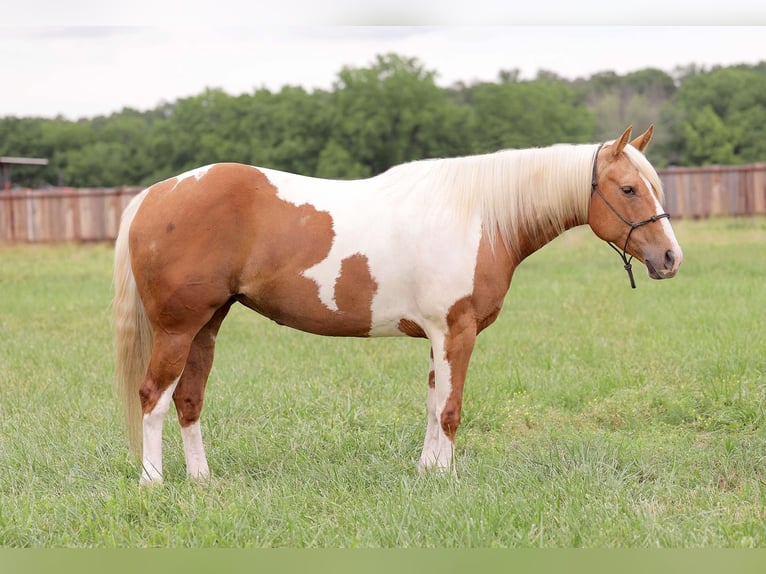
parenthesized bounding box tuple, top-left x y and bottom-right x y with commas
(645, 260, 677, 280)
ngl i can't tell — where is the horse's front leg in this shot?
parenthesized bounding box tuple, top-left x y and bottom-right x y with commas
(418, 302, 477, 474)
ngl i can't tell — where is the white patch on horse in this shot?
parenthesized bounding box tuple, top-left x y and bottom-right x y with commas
(259, 166, 482, 336)
(418, 336, 455, 472)
(140, 377, 180, 485)
(640, 173, 683, 264)
(173, 165, 213, 188)
(181, 421, 210, 480)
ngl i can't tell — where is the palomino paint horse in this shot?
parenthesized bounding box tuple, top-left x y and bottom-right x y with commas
(113, 125, 682, 484)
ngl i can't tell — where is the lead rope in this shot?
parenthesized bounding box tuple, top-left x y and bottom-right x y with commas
(590, 143, 670, 289)
(606, 228, 638, 288)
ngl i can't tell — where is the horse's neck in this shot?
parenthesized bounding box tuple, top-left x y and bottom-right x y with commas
(380, 145, 593, 262)
(513, 199, 589, 263)
(467, 146, 593, 262)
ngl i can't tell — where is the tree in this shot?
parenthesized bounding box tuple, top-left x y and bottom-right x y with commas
(3, 56, 765, 186)
(245, 86, 333, 176)
(63, 141, 132, 186)
(321, 53, 472, 178)
(315, 140, 368, 179)
(662, 64, 766, 165)
(466, 78, 594, 152)
(576, 68, 676, 153)
(682, 106, 736, 165)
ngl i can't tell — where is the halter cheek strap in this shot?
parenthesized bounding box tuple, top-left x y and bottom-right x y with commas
(590, 143, 671, 289)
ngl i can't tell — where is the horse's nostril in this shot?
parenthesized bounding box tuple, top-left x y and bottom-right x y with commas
(664, 249, 675, 270)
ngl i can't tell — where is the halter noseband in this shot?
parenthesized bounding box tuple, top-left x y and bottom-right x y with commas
(590, 143, 670, 289)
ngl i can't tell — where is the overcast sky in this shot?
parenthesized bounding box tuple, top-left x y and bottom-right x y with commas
(2, 2, 765, 119)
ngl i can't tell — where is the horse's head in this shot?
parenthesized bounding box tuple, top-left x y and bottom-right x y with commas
(588, 125, 683, 285)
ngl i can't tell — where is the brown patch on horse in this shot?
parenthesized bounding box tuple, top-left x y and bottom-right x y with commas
(471, 231, 516, 335)
(138, 380, 168, 415)
(428, 348, 435, 389)
(237, 245, 378, 337)
(139, 330, 197, 415)
(438, 229, 517, 441)
(398, 318, 427, 338)
(440, 296, 477, 442)
(334, 254, 378, 324)
(173, 301, 233, 427)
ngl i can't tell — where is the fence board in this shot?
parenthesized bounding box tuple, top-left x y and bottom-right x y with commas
(1, 164, 765, 243)
(659, 163, 766, 219)
(0, 187, 142, 243)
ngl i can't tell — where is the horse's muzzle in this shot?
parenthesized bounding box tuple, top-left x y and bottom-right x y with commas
(646, 248, 682, 279)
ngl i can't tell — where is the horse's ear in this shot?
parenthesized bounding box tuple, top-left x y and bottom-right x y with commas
(630, 124, 654, 152)
(611, 125, 633, 156)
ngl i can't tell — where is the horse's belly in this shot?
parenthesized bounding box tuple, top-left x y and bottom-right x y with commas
(236, 253, 380, 337)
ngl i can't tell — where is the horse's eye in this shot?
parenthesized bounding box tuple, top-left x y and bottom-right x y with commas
(621, 186, 636, 196)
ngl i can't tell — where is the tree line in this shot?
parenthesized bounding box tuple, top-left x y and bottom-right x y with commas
(2, 54, 765, 188)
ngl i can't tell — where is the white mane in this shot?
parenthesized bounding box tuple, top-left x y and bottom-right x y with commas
(374, 141, 664, 258)
(376, 143, 599, 257)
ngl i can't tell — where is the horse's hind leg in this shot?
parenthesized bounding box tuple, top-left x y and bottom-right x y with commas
(172, 301, 233, 480)
(140, 330, 195, 484)
(139, 297, 229, 484)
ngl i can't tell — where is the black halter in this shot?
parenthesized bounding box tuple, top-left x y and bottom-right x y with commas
(590, 143, 671, 289)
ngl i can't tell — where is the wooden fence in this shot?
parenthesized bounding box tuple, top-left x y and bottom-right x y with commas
(1, 163, 765, 243)
(660, 163, 766, 218)
(0, 187, 141, 243)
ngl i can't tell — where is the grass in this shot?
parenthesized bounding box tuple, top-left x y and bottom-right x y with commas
(0, 217, 765, 547)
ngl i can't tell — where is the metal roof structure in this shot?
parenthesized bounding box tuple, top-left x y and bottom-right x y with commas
(1, 156, 49, 190)
(0, 156, 49, 165)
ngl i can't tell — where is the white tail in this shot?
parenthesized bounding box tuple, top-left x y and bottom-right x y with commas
(112, 190, 152, 458)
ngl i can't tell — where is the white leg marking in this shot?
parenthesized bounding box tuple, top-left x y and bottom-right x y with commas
(140, 377, 180, 485)
(181, 421, 210, 480)
(418, 338, 455, 473)
(418, 381, 440, 471)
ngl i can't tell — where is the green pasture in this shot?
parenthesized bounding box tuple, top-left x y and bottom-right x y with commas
(0, 217, 764, 547)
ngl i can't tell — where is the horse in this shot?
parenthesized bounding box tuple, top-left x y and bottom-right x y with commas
(112, 125, 683, 484)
